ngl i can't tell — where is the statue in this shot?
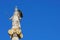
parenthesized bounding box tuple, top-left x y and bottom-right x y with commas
(8, 7, 23, 40)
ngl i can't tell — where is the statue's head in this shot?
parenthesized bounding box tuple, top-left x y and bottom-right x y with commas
(14, 7, 23, 18)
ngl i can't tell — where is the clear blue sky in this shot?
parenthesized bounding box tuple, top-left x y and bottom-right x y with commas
(0, 0, 60, 40)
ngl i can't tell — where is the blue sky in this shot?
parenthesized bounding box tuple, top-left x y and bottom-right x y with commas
(0, 0, 60, 40)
